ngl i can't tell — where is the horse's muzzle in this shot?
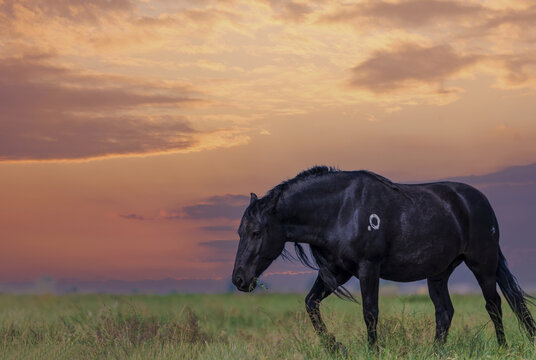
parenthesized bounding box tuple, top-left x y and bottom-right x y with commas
(232, 274, 256, 292)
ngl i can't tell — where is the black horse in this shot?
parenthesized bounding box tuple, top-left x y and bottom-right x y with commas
(232, 166, 535, 352)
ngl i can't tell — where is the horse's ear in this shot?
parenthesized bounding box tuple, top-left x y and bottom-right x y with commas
(250, 193, 258, 204)
(267, 188, 282, 213)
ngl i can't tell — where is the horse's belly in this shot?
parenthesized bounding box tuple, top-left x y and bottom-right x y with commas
(379, 234, 463, 282)
(377, 202, 465, 282)
(379, 258, 453, 282)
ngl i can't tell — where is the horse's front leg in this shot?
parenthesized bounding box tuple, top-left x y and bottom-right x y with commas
(305, 274, 348, 355)
(359, 261, 380, 348)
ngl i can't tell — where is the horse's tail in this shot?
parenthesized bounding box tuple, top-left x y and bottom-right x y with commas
(496, 246, 536, 338)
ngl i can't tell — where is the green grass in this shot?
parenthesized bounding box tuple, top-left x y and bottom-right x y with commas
(0, 293, 534, 359)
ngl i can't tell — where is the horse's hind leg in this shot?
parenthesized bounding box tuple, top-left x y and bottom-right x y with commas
(466, 259, 507, 346)
(427, 259, 461, 343)
(427, 275, 454, 343)
(305, 273, 350, 355)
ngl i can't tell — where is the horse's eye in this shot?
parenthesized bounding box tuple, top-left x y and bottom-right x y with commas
(252, 231, 261, 238)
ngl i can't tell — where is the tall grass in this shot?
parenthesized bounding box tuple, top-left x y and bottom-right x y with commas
(0, 293, 534, 359)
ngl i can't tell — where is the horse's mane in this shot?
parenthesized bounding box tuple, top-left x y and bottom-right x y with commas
(266, 166, 357, 302)
(294, 165, 340, 180)
(266, 165, 340, 200)
(266, 165, 412, 203)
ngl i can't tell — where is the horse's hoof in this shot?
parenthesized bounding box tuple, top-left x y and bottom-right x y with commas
(327, 341, 347, 357)
(433, 336, 447, 347)
(321, 335, 347, 357)
(368, 342, 379, 354)
(334, 342, 347, 357)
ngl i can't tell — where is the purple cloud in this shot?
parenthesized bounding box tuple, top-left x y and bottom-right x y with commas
(200, 225, 237, 232)
(119, 213, 146, 221)
(173, 194, 249, 220)
(198, 239, 239, 263)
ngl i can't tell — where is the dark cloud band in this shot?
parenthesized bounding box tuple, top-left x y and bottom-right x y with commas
(175, 194, 249, 220)
(0, 54, 203, 161)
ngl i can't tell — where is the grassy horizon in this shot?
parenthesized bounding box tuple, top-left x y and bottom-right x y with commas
(0, 293, 534, 359)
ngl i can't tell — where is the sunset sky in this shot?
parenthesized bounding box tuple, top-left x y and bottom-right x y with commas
(1, 0, 536, 286)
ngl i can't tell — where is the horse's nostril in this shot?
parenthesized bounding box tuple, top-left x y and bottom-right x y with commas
(233, 275, 245, 289)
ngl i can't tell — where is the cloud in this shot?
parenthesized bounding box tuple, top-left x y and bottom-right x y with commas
(496, 54, 536, 88)
(320, 0, 487, 27)
(483, 4, 536, 32)
(198, 239, 238, 248)
(0, 0, 134, 24)
(119, 213, 146, 221)
(349, 43, 480, 93)
(0, 55, 199, 110)
(0, 113, 197, 161)
(168, 194, 249, 220)
(182, 194, 249, 220)
(0, 0, 243, 56)
(0, 57, 197, 160)
(136, 8, 241, 28)
(257, 0, 313, 22)
(200, 225, 237, 232)
(0, 53, 251, 161)
(198, 239, 238, 262)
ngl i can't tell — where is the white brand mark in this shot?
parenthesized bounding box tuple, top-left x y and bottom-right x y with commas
(368, 214, 380, 231)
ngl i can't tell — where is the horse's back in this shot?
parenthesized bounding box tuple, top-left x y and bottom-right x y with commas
(402, 180, 499, 238)
(413, 181, 497, 233)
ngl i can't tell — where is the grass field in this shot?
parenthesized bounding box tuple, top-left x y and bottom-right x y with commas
(0, 293, 534, 359)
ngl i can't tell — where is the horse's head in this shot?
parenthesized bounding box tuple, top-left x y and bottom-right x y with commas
(232, 192, 285, 292)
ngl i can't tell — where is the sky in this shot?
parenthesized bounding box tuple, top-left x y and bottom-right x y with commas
(1, 0, 536, 288)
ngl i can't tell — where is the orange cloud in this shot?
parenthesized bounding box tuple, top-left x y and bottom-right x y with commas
(349, 43, 480, 93)
(257, 0, 313, 22)
(0, 53, 205, 161)
(135, 7, 241, 28)
(0, 52, 253, 162)
(0, 0, 133, 24)
(500, 54, 536, 86)
(483, 4, 536, 31)
(320, 0, 488, 27)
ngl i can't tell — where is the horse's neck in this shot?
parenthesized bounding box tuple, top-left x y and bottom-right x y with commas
(282, 223, 324, 246)
(278, 185, 343, 247)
